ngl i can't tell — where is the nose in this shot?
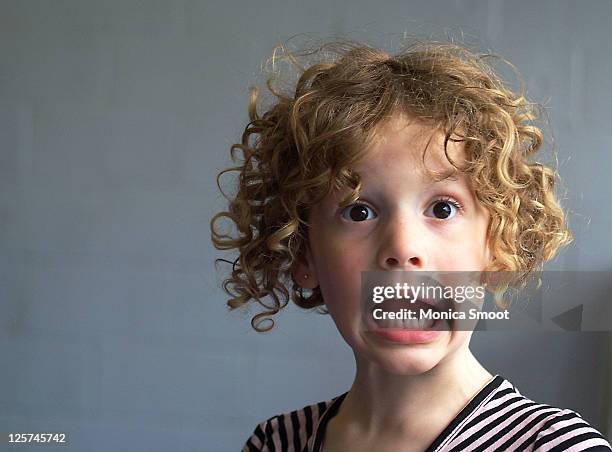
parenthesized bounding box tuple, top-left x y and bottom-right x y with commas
(377, 215, 427, 270)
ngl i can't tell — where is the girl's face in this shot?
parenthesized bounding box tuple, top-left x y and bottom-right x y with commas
(294, 115, 492, 375)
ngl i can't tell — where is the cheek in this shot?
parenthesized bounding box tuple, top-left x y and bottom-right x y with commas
(313, 233, 366, 277)
(318, 253, 360, 301)
(434, 239, 481, 268)
(312, 241, 363, 315)
(436, 223, 489, 270)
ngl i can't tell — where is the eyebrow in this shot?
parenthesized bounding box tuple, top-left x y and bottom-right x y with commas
(421, 168, 460, 184)
(353, 166, 463, 187)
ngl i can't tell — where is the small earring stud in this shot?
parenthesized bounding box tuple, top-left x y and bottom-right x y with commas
(303, 274, 309, 280)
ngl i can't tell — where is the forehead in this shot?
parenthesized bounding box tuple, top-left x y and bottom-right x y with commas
(356, 114, 467, 182)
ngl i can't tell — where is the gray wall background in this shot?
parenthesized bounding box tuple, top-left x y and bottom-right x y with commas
(1, 0, 610, 451)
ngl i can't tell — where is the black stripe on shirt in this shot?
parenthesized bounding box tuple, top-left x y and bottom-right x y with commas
(278, 414, 289, 451)
(469, 404, 555, 452)
(290, 410, 301, 451)
(548, 432, 612, 451)
(245, 437, 260, 452)
(304, 405, 313, 441)
(533, 418, 598, 449)
(461, 393, 529, 431)
(265, 418, 276, 452)
(514, 412, 578, 451)
(253, 424, 266, 445)
(496, 408, 564, 451)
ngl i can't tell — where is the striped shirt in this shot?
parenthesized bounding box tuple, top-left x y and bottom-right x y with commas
(242, 375, 611, 451)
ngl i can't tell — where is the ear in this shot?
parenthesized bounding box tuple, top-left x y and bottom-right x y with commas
(291, 244, 319, 289)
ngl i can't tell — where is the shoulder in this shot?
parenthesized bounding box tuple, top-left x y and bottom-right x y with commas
(473, 378, 611, 451)
(529, 407, 611, 451)
(242, 393, 344, 452)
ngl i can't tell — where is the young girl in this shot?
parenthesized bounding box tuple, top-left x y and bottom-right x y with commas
(211, 38, 611, 451)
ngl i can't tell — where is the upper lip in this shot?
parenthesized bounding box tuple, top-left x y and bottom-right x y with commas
(400, 284, 453, 311)
(418, 295, 454, 311)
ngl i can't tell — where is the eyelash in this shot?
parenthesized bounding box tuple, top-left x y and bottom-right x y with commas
(340, 196, 464, 221)
(432, 196, 464, 213)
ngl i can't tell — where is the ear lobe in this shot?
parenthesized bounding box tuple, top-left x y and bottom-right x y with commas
(291, 246, 318, 289)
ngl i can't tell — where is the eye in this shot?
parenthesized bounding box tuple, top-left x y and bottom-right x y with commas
(340, 203, 377, 222)
(425, 197, 463, 220)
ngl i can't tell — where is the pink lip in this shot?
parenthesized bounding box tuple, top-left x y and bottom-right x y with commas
(368, 324, 444, 344)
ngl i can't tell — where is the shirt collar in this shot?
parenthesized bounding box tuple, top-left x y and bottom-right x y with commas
(307, 391, 348, 452)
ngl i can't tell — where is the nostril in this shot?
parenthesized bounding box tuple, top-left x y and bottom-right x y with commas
(385, 256, 421, 267)
(386, 257, 399, 266)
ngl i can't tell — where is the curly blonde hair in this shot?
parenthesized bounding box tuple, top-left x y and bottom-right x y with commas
(210, 37, 573, 332)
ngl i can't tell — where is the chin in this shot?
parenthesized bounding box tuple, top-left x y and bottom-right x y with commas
(355, 341, 448, 376)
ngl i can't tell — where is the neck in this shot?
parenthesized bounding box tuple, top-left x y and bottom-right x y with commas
(333, 346, 493, 439)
